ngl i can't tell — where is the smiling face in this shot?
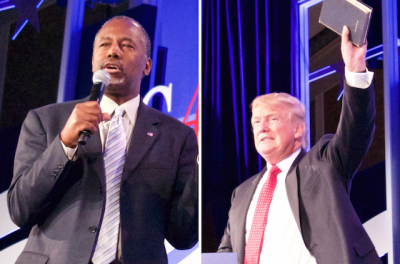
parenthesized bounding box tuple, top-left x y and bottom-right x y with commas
(251, 101, 304, 165)
(92, 18, 152, 103)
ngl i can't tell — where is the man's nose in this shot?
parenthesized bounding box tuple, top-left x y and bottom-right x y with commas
(259, 121, 270, 132)
(108, 43, 122, 58)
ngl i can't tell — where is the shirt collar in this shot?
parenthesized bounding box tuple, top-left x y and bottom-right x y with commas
(100, 95, 140, 125)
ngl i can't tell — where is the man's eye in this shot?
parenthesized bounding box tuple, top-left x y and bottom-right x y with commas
(123, 44, 134, 48)
(99, 43, 108, 47)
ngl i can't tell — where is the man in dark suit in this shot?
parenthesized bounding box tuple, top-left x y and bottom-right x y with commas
(218, 27, 381, 264)
(8, 16, 198, 264)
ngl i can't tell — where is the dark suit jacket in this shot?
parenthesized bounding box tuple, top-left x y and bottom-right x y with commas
(8, 98, 198, 264)
(218, 83, 382, 264)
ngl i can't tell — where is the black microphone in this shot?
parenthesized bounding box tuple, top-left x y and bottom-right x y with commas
(78, 70, 111, 145)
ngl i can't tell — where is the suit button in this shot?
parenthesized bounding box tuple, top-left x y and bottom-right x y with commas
(98, 188, 102, 194)
(89, 226, 98, 233)
(311, 245, 317, 251)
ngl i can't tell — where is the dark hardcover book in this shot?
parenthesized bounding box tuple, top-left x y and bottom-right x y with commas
(319, 0, 372, 47)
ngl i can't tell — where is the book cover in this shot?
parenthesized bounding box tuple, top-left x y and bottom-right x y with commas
(319, 0, 372, 47)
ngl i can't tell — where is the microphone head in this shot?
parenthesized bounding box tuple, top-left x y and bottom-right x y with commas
(93, 70, 111, 86)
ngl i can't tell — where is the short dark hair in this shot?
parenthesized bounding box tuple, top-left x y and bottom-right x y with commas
(94, 15, 152, 58)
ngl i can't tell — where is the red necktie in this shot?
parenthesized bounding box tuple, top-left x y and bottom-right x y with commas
(244, 165, 282, 264)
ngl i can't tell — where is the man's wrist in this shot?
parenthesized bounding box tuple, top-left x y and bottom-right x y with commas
(345, 68, 374, 89)
(60, 136, 78, 161)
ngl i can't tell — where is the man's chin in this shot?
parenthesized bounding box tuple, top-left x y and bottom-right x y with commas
(257, 146, 275, 157)
(109, 77, 126, 85)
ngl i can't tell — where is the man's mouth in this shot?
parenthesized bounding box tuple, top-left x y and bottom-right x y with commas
(101, 62, 124, 73)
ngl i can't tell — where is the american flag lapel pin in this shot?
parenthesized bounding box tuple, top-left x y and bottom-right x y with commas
(147, 132, 154, 137)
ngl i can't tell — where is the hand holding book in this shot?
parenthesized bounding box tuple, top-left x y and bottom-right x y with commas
(319, 0, 372, 47)
(341, 26, 367, 73)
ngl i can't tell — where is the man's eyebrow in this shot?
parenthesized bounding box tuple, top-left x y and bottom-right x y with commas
(97, 36, 112, 42)
(251, 113, 277, 120)
(120, 37, 134, 42)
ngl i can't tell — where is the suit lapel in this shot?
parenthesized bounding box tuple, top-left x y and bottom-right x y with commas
(79, 100, 160, 186)
(122, 101, 159, 181)
(236, 166, 268, 260)
(74, 95, 106, 186)
(285, 148, 306, 232)
(80, 130, 105, 186)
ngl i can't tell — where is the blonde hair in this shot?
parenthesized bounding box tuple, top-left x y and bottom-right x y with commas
(251, 93, 308, 149)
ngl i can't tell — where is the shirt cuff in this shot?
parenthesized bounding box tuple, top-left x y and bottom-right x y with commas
(345, 68, 374, 89)
(60, 139, 78, 161)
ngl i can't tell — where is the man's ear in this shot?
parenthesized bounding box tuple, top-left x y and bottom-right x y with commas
(91, 56, 94, 73)
(143, 58, 152, 76)
(294, 122, 305, 140)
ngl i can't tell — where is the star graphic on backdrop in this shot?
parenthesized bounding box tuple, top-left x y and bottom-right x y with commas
(9, 0, 40, 35)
